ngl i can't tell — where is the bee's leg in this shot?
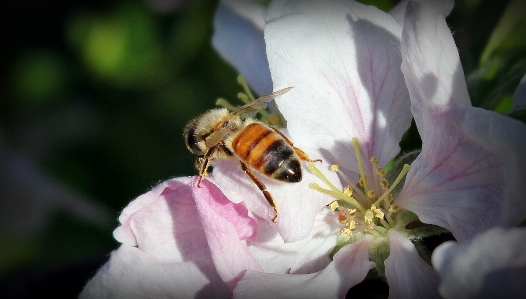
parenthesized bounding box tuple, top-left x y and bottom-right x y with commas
(240, 161, 278, 223)
(197, 145, 218, 188)
(270, 127, 322, 163)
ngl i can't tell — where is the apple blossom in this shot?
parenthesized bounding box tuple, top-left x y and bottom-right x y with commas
(80, 0, 526, 298)
(213, 0, 526, 298)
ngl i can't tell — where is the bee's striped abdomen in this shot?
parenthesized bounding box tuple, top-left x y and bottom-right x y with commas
(232, 123, 301, 182)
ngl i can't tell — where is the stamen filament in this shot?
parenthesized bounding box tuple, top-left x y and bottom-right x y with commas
(215, 98, 238, 111)
(379, 218, 391, 229)
(367, 229, 382, 238)
(308, 163, 341, 194)
(352, 138, 371, 203)
(333, 166, 366, 200)
(374, 225, 388, 235)
(237, 75, 256, 102)
(374, 164, 411, 206)
(385, 211, 395, 224)
(237, 92, 251, 104)
(310, 183, 365, 213)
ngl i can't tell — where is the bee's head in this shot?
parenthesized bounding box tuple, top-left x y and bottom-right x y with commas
(183, 108, 229, 155)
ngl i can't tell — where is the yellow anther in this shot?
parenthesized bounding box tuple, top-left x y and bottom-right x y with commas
(331, 165, 340, 172)
(364, 210, 374, 224)
(348, 209, 357, 217)
(389, 204, 399, 212)
(370, 157, 378, 165)
(373, 209, 384, 219)
(343, 186, 353, 196)
(376, 167, 385, 177)
(329, 201, 339, 211)
(339, 228, 353, 236)
(381, 178, 389, 189)
(359, 177, 364, 186)
(367, 190, 376, 198)
(348, 220, 356, 230)
(387, 194, 394, 202)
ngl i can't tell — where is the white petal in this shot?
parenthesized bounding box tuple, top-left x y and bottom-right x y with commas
(401, 0, 469, 132)
(264, 0, 411, 177)
(512, 72, 526, 108)
(249, 209, 341, 274)
(389, 0, 408, 26)
(385, 230, 440, 299)
(233, 236, 374, 299)
(212, 0, 272, 96)
(80, 245, 230, 299)
(432, 227, 526, 299)
(398, 106, 526, 241)
(210, 150, 340, 243)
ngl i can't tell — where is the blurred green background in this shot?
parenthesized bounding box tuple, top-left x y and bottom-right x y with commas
(0, 0, 524, 297)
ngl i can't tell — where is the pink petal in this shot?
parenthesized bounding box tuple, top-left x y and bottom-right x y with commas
(212, 0, 272, 96)
(249, 209, 342, 274)
(210, 154, 339, 242)
(264, 0, 411, 178)
(193, 178, 262, 290)
(233, 236, 374, 299)
(79, 245, 230, 299)
(113, 177, 211, 263)
(400, 0, 468, 131)
(432, 227, 526, 299)
(385, 230, 440, 299)
(397, 106, 526, 241)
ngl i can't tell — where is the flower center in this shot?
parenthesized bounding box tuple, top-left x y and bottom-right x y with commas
(309, 137, 410, 238)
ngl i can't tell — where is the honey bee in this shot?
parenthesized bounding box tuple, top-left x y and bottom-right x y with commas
(184, 87, 320, 222)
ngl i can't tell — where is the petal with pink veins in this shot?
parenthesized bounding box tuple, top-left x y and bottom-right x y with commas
(397, 95, 526, 241)
(264, 0, 411, 178)
(385, 230, 440, 299)
(400, 0, 468, 132)
(193, 178, 262, 290)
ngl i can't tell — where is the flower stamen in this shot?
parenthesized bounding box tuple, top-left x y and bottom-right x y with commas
(352, 137, 371, 203)
(308, 138, 413, 240)
(374, 164, 411, 206)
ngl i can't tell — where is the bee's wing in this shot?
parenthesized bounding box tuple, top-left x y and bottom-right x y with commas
(232, 86, 293, 118)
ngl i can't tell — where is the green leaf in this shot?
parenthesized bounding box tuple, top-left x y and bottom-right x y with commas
(480, 0, 526, 64)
